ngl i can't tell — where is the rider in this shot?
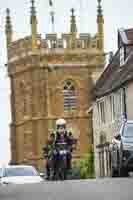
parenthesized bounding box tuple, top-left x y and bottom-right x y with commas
(43, 118, 76, 179)
(54, 118, 75, 170)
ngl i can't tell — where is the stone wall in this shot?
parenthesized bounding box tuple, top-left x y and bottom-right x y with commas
(7, 34, 104, 170)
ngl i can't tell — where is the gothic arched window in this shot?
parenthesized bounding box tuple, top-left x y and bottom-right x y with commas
(63, 80, 77, 112)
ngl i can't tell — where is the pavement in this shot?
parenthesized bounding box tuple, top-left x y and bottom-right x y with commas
(0, 178, 133, 200)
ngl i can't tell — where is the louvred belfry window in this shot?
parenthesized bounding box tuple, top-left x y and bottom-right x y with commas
(64, 81, 77, 112)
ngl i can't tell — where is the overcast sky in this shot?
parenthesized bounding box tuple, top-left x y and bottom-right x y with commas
(0, 0, 133, 164)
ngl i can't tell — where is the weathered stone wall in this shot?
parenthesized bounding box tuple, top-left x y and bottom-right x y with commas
(7, 34, 104, 170)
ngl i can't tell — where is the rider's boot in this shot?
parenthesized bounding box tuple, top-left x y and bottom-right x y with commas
(45, 165, 50, 180)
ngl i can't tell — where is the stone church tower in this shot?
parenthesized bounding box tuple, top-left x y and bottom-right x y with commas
(5, 0, 105, 170)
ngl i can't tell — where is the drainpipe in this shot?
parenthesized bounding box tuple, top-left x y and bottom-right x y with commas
(123, 87, 127, 120)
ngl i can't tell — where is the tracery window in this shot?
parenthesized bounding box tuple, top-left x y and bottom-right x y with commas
(63, 80, 77, 112)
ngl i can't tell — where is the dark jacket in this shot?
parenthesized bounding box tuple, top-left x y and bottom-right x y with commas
(43, 130, 76, 158)
(42, 139, 54, 159)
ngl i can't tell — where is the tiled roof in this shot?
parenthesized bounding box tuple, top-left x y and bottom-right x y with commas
(93, 27, 133, 99)
(93, 50, 133, 99)
(125, 28, 133, 43)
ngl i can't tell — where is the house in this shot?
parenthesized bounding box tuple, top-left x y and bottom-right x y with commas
(92, 28, 133, 177)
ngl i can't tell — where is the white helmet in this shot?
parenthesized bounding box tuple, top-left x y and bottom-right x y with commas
(56, 118, 66, 126)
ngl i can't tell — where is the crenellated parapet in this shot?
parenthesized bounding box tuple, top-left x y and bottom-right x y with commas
(6, 0, 104, 63)
(8, 33, 100, 63)
(43, 33, 97, 49)
(8, 35, 41, 60)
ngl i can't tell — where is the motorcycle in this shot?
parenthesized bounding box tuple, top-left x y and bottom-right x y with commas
(52, 142, 70, 180)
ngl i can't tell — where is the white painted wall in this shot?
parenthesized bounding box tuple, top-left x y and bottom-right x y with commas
(93, 88, 124, 176)
(126, 82, 133, 120)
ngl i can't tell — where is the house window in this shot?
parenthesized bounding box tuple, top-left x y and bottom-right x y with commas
(98, 101, 106, 124)
(116, 91, 122, 117)
(109, 95, 116, 121)
(120, 47, 125, 66)
(64, 80, 77, 112)
(100, 101, 105, 124)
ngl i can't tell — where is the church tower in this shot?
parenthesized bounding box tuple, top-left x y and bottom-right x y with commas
(6, 0, 105, 170)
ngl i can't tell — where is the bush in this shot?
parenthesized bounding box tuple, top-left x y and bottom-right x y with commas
(76, 148, 95, 179)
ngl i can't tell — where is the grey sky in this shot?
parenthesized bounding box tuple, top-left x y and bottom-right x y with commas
(0, 0, 133, 164)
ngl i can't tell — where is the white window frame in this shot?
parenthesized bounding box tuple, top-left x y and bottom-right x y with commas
(116, 90, 123, 118)
(109, 94, 116, 122)
(120, 47, 125, 66)
(97, 100, 106, 125)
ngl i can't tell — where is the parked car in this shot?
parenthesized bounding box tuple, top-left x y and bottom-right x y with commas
(0, 165, 44, 184)
(110, 120, 133, 177)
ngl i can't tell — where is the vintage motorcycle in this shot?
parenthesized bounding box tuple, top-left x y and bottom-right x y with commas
(51, 142, 70, 180)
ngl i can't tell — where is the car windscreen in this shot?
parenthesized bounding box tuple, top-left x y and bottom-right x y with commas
(123, 123, 133, 137)
(4, 167, 38, 177)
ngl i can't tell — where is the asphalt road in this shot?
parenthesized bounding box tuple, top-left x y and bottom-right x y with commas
(0, 178, 133, 200)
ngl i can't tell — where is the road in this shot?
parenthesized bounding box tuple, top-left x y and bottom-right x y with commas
(0, 178, 133, 200)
